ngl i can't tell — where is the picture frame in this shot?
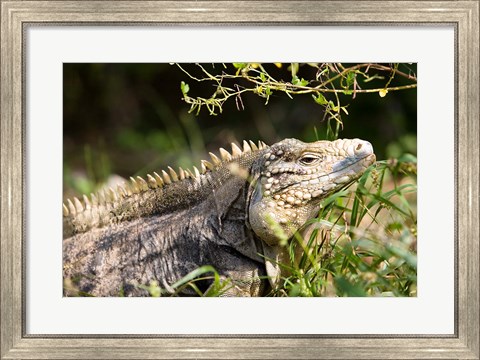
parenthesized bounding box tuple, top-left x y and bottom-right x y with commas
(1, 1, 478, 358)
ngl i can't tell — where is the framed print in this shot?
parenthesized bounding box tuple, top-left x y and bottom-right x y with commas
(1, 1, 479, 358)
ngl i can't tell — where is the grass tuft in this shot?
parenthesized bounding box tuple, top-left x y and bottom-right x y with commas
(270, 157, 417, 297)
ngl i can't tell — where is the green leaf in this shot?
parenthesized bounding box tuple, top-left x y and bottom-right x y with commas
(398, 153, 417, 163)
(290, 62, 299, 78)
(170, 265, 219, 290)
(232, 63, 247, 69)
(264, 86, 272, 105)
(328, 100, 339, 112)
(346, 71, 356, 87)
(312, 93, 328, 105)
(363, 74, 384, 83)
(288, 283, 302, 297)
(292, 76, 308, 87)
(334, 276, 367, 297)
(180, 81, 189, 95)
(387, 244, 417, 269)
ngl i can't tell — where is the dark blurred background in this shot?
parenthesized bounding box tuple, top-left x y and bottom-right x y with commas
(63, 63, 416, 197)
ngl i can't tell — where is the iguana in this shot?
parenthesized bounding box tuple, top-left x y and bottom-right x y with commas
(63, 138, 375, 297)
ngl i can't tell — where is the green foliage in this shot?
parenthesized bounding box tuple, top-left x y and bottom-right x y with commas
(270, 158, 417, 297)
(177, 63, 417, 139)
(180, 81, 190, 95)
(138, 266, 233, 297)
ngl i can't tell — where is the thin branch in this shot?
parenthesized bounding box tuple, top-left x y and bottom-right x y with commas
(177, 63, 417, 123)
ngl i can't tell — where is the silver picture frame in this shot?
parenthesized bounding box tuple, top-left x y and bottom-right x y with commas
(1, 1, 478, 358)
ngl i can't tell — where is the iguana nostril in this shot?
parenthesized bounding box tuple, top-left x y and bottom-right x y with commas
(353, 140, 373, 157)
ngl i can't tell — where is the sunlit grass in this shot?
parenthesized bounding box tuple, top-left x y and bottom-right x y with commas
(271, 157, 417, 297)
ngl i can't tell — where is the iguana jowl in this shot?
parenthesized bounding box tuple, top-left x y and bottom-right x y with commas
(63, 138, 375, 296)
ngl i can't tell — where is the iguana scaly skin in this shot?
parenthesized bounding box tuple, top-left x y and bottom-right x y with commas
(63, 138, 375, 296)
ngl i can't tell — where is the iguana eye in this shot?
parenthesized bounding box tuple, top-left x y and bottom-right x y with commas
(299, 154, 321, 166)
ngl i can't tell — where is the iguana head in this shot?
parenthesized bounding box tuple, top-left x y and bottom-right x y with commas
(248, 138, 376, 246)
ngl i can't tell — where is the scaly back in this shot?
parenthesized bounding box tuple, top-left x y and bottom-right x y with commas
(63, 140, 269, 239)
